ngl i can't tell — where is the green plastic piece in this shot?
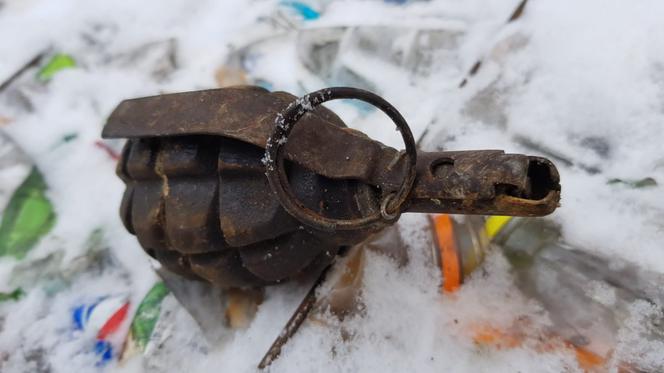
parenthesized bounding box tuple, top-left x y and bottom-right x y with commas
(37, 53, 76, 81)
(62, 133, 78, 143)
(0, 288, 25, 302)
(130, 282, 170, 350)
(50, 133, 78, 151)
(0, 167, 56, 259)
(607, 177, 657, 188)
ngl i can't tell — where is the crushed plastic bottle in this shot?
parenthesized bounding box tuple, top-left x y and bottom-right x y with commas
(297, 24, 465, 90)
(491, 217, 664, 371)
(219, 13, 467, 96)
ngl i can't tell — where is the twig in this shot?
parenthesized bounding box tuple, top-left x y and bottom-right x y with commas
(258, 263, 333, 369)
(0, 51, 48, 94)
(458, 0, 529, 88)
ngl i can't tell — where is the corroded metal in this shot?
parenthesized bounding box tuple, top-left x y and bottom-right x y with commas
(264, 87, 559, 232)
(102, 86, 561, 288)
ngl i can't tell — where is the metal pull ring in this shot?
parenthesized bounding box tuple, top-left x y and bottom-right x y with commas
(264, 87, 417, 232)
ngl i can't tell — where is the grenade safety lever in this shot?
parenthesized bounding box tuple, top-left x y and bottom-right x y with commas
(265, 87, 560, 232)
(405, 151, 559, 216)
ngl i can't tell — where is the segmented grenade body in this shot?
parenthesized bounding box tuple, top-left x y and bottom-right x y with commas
(113, 90, 381, 288)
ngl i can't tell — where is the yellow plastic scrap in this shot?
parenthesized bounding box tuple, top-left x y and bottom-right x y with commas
(485, 216, 512, 240)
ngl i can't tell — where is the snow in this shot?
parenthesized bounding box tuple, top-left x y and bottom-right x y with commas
(0, 0, 663, 372)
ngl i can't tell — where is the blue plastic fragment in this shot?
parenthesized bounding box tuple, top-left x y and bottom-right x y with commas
(72, 305, 86, 330)
(72, 300, 100, 330)
(94, 340, 113, 365)
(281, 1, 320, 20)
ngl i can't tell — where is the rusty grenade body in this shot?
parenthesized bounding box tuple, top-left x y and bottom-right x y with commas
(103, 86, 561, 288)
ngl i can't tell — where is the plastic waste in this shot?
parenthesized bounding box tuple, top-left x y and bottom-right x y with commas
(122, 271, 264, 367)
(72, 295, 130, 365)
(105, 39, 178, 82)
(384, 0, 430, 3)
(311, 214, 489, 318)
(9, 228, 126, 296)
(217, 0, 328, 89)
(259, 214, 491, 367)
(280, 1, 320, 21)
(220, 14, 466, 96)
(272, 214, 664, 371)
(121, 282, 170, 360)
(297, 24, 465, 91)
(607, 177, 657, 188)
(491, 217, 664, 371)
(141, 293, 211, 372)
(0, 168, 56, 258)
(36, 53, 76, 81)
(155, 268, 233, 344)
(0, 288, 24, 302)
(49, 132, 78, 151)
(0, 132, 55, 259)
(0, 131, 32, 209)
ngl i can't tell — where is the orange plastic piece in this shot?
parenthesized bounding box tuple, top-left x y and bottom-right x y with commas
(470, 321, 609, 372)
(572, 345, 606, 371)
(472, 325, 522, 349)
(433, 215, 461, 293)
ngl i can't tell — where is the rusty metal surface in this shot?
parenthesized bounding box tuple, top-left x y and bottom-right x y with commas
(103, 87, 401, 183)
(103, 86, 560, 288)
(116, 135, 360, 288)
(263, 87, 560, 233)
(264, 87, 417, 232)
(406, 151, 560, 216)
